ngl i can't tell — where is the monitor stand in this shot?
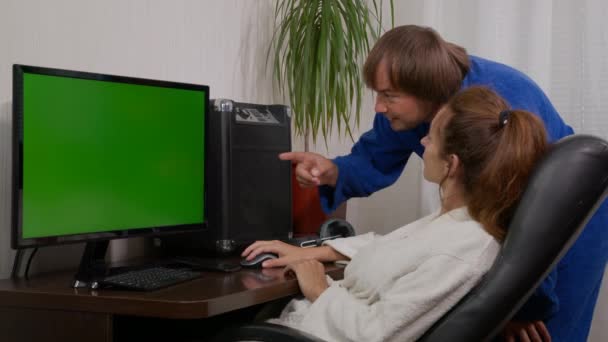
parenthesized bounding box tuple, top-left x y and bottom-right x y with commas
(72, 241, 109, 289)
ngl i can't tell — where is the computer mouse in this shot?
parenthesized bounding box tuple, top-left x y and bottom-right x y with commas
(240, 253, 278, 268)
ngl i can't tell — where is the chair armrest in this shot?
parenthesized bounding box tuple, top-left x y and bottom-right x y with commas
(213, 322, 326, 342)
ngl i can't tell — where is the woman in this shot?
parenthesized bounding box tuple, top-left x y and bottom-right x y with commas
(242, 86, 548, 342)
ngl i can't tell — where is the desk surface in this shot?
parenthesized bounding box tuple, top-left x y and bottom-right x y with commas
(0, 263, 345, 319)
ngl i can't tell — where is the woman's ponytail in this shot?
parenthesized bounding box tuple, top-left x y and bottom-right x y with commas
(440, 87, 548, 240)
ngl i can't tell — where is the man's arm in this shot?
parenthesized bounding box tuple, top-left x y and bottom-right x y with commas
(513, 268, 559, 321)
(319, 114, 425, 212)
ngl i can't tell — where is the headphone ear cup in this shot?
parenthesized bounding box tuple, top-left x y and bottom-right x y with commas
(318, 218, 356, 239)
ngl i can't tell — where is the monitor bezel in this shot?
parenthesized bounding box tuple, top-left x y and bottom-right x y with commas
(12, 64, 210, 249)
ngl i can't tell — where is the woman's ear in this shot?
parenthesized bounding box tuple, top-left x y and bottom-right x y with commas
(446, 154, 462, 178)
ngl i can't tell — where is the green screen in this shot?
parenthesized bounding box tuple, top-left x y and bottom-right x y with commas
(22, 73, 205, 238)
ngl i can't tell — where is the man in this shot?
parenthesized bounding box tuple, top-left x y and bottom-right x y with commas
(281, 25, 608, 341)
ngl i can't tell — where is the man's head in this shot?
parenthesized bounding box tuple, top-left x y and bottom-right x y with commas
(363, 25, 470, 131)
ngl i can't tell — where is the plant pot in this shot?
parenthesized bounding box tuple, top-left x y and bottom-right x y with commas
(291, 164, 328, 237)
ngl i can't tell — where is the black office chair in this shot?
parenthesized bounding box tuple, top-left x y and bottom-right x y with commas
(213, 135, 608, 342)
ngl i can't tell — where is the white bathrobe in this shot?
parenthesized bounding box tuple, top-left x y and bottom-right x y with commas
(271, 207, 501, 342)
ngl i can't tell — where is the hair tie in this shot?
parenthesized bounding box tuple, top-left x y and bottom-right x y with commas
(499, 110, 511, 128)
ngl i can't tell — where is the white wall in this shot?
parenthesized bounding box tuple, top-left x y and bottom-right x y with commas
(0, 0, 425, 279)
(0, 0, 282, 278)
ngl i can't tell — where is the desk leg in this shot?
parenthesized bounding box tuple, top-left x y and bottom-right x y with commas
(0, 306, 112, 342)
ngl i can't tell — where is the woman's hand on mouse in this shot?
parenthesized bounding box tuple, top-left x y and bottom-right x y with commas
(241, 240, 310, 268)
(283, 259, 328, 302)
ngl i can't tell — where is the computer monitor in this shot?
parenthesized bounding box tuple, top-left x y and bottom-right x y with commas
(11, 64, 209, 287)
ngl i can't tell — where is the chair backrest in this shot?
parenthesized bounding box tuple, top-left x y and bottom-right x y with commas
(419, 134, 608, 342)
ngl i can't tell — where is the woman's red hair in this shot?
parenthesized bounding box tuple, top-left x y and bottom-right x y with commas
(438, 86, 548, 240)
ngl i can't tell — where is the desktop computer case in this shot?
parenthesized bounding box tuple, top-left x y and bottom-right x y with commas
(208, 99, 293, 253)
(163, 99, 293, 255)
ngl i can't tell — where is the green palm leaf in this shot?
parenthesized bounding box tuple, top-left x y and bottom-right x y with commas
(270, 0, 393, 146)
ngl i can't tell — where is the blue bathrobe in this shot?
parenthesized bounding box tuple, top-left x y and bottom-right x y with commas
(318, 55, 608, 341)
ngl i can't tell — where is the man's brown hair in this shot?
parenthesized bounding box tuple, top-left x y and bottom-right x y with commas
(364, 25, 469, 107)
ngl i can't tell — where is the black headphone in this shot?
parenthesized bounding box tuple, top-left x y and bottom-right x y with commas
(299, 218, 356, 247)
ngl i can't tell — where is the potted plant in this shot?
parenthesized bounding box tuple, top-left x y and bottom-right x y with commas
(269, 0, 394, 234)
(271, 0, 393, 148)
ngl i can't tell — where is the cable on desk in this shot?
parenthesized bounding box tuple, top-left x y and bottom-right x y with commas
(24, 248, 38, 280)
(11, 249, 24, 278)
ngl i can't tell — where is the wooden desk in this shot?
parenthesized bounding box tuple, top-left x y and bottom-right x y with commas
(0, 264, 345, 342)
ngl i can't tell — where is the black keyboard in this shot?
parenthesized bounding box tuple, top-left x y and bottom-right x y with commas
(100, 266, 201, 291)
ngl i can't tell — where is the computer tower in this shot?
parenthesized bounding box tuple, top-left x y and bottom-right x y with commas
(207, 99, 293, 253)
(161, 99, 293, 256)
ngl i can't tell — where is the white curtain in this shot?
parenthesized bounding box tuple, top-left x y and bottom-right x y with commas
(412, 0, 608, 213)
(408, 1, 608, 340)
